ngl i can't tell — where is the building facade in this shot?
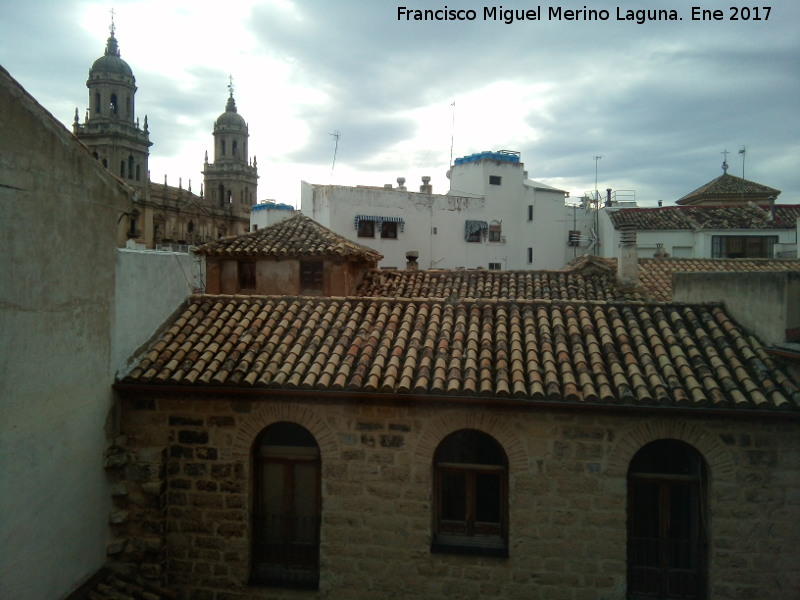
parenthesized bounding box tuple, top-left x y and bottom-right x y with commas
(301, 151, 589, 271)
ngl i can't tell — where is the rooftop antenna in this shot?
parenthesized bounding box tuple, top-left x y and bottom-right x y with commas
(330, 130, 340, 177)
(593, 155, 602, 256)
(449, 101, 456, 167)
(738, 146, 747, 179)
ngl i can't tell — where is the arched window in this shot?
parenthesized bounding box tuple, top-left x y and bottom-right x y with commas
(628, 439, 708, 600)
(127, 156, 134, 180)
(488, 220, 502, 242)
(119, 160, 125, 178)
(432, 429, 508, 556)
(252, 422, 320, 589)
(221, 140, 226, 156)
(94, 92, 101, 114)
(232, 140, 238, 157)
(110, 93, 118, 114)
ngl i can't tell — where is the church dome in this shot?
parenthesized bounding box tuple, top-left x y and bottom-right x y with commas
(90, 33, 134, 79)
(215, 93, 247, 130)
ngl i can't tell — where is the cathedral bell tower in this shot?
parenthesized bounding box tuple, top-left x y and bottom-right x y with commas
(73, 19, 151, 190)
(203, 79, 258, 220)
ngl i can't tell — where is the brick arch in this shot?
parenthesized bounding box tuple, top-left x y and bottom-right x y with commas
(231, 402, 338, 461)
(605, 418, 734, 483)
(413, 410, 529, 473)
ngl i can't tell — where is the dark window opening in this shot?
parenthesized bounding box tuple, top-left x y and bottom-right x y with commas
(432, 429, 508, 557)
(233, 140, 238, 157)
(357, 220, 375, 238)
(488, 262, 501, 270)
(110, 93, 118, 114)
(467, 230, 482, 243)
(300, 261, 323, 293)
(136, 165, 141, 181)
(94, 92, 101, 114)
(221, 140, 226, 156)
(127, 156, 134, 180)
(527, 248, 533, 263)
(628, 439, 707, 600)
(489, 175, 502, 186)
(488, 222, 501, 242)
(711, 235, 777, 258)
(119, 161, 125, 178)
(527, 205, 533, 221)
(239, 261, 256, 290)
(252, 422, 320, 589)
(381, 222, 398, 239)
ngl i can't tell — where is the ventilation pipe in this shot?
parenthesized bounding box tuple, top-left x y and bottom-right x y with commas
(406, 251, 419, 271)
(420, 176, 432, 194)
(617, 225, 639, 287)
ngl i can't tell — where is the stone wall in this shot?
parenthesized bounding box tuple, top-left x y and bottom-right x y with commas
(113, 393, 800, 600)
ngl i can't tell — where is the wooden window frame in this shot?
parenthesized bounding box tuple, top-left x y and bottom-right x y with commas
(251, 423, 321, 589)
(432, 430, 509, 557)
(300, 260, 323, 293)
(627, 440, 708, 600)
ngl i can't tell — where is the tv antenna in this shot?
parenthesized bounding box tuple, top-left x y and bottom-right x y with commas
(738, 146, 747, 179)
(330, 130, 340, 176)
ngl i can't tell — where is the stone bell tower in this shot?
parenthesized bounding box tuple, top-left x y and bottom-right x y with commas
(203, 78, 258, 220)
(73, 18, 151, 191)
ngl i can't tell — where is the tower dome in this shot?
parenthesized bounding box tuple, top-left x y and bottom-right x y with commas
(89, 31, 134, 81)
(214, 91, 247, 131)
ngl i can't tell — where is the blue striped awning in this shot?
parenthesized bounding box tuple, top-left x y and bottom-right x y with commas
(354, 215, 405, 232)
(465, 220, 488, 240)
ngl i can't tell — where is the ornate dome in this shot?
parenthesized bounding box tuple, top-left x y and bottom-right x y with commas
(89, 33, 134, 79)
(215, 93, 247, 130)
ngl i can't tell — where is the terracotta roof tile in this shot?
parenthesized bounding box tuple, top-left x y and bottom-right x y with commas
(356, 269, 646, 301)
(677, 173, 781, 204)
(608, 203, 800, 231)
(121, 294, 800, 411)
(636, 257, 800, 301)
(193, 213, 383, 261)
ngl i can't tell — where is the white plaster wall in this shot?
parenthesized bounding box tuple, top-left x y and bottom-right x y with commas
(303, 157, 574, 271)
(250, 205, 296, 230)
(112, 249, 198, 378)
(0, 68, 124, 600)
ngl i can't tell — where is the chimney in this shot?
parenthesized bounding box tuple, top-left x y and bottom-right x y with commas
(420, 176, 432, 194)
(653, 243, 669, 258)
(769, 195, 776, 221)
(605, 188, 612, 207)
(617, 225, 639, 287)
(406, 251, 419, 271)
(397, 177, 407, 191)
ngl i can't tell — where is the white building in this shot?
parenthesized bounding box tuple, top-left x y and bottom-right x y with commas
(250, 200, 297, 231)
(302, 150, 591, 270)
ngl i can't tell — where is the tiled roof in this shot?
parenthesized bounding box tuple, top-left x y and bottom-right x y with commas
(193, 213, 383, 261)
(120, 294, 800, 411)
(608, 204, 800, 231)
(356, 269, 646, 301)
(677, 173, 781, 204)
(636, 257, 800, 302)
(65, 568, 178, 600)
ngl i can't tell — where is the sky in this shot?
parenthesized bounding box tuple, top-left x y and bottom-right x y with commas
(2, 0, 798, 207)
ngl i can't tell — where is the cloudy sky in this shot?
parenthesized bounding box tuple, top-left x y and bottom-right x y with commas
(3, 0, 798, 207)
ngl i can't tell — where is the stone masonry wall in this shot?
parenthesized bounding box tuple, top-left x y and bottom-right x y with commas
(114, 394, 800, 600)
